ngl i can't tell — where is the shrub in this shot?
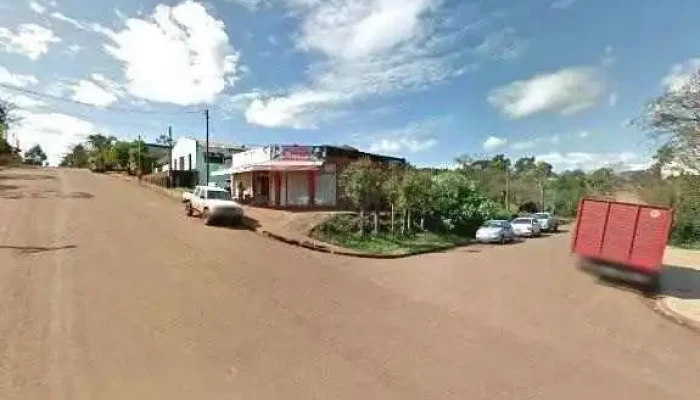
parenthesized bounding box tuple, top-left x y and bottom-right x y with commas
(429, 171, 500, 236)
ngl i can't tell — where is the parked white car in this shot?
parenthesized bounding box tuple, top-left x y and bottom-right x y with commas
(511, 217, 542, 238)
(183, 185, 244, 226)
(533, 212, 559, 232)
(475, 220, 516, 244)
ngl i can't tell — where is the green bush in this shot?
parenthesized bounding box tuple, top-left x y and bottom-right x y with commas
(429, 171, 501, 236)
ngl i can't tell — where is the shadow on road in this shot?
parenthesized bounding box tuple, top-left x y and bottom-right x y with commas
(659, 264, 700, 300)
(208, 215, 261, 231)
(0, 191, 94, 200)
(0, 173, 56, 181)
(0, 183, 19, 191)
(0, 245, 77, 255)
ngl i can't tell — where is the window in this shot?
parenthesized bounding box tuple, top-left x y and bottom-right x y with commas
(188, 154, 192, 170)
(207, 190, 231, 200)
(179, 156, 184, 170)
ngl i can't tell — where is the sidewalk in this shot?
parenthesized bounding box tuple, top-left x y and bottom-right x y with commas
(657, 247, 700, 331)
(241, 206, 373, 256)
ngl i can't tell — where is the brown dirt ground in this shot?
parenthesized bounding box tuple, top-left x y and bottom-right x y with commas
(1, 167, 699, 400)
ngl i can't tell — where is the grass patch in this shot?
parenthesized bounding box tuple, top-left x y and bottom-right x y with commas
(314, 231, 471, 255)
(310, 213, 472, 255)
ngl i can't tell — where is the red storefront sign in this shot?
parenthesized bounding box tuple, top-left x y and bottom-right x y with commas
(272, 145, 325, 162)
(282, 146, 311, 160)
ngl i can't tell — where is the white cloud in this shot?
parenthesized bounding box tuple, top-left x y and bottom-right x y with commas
(474, 27, 528, 62)
(71, 74, 123, 107)
(536, 151, 650, 172)
(549, 135, 560, 144)
(224, 0, 268, 10)
(579, 130, 589, 138)
(102, 0, 240, 105)
(511, 140, 537, 150)
(65, 44, 82, 55)
(482, 136, 508, 150)
(488, 66, 606, 118)
(0, 66, 39, 87)
(0, 23, 61, 60)
(661, 58, 700, 92)
(600, 45, 615, 67)
(50, 11, 89, 30)
(608, 92, 618, 107)
(368, 135, 437, 154)
(12, 110, 95, 166)
(364, 118, 442, 155)
(29, 1, 46, 14)
(551, 0, 577, 9)
(245, 90, 341, 129)
(244, 0, 467, 129)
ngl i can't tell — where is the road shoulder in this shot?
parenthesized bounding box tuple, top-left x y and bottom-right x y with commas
(654, 247, 700, 333)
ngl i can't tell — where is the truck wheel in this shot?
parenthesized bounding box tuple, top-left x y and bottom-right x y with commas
(202, 209, 212, 225)
(185, 204, 193, 217)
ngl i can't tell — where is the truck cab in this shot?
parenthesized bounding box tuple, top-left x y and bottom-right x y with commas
(184, 185, 244, 226)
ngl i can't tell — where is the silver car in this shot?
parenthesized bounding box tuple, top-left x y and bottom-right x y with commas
(511, 217, 542, 238)
(475, 220, 516, 244)
(533, 212, 559, 232)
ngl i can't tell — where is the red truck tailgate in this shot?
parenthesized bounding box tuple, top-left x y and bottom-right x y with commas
(572, 198, 673, 273)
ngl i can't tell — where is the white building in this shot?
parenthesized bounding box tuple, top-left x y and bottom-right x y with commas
(171, 137, 244, 186)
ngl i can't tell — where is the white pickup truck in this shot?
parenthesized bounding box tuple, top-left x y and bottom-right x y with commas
(182, 185, 244, 226)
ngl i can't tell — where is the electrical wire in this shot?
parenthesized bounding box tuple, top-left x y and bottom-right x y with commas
(0, 83, 204, 115)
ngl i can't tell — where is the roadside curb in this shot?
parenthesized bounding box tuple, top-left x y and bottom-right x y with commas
(259, 230, 471, 259)
(116, 173, 473, 259)
(646, 296, 700, 334)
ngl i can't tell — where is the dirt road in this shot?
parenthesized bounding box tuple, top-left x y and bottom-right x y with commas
(1, 167, 699, 400)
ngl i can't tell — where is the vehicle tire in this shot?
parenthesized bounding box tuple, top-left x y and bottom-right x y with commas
(499, 234, 506, 245)
(202, 208, 212, 225)
(553, 224, 559, 233)
(185, 204, 193, 217)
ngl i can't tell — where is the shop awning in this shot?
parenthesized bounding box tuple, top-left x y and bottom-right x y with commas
(211, 160, 323, 176)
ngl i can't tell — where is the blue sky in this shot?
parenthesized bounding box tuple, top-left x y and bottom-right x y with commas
(1, 0, 699, 168)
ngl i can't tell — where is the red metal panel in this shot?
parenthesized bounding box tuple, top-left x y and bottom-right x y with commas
(628, 207, 673, 272)
(572, 199, 609, 257)
(599, 203, 639, 264)
(573, 198, 672, 273)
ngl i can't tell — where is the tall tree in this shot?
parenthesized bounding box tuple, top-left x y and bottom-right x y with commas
(636, 69, 700, 174)
(59, 144, 89, 168)
(340, 158, 383, 235)
(382, 163, 405, 233)
(155, 134, 173, 146)
(23, 144, 47, 165)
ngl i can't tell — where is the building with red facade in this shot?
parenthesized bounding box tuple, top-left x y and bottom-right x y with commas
(211, 145, 405, 209)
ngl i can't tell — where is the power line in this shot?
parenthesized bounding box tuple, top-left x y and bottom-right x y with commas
(0, 83, 203, 115)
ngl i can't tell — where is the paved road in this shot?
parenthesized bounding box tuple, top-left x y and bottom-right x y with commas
(1, 167, 699, 400)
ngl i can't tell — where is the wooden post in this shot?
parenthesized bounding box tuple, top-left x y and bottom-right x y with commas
(308, 170, 316, 206)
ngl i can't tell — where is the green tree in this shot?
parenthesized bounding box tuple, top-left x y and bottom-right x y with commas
(381, 163, 405, 233)
(155, 134, 173, 146)
(59, 144, 89, 168)
(23, 144, 47, 165)
(636, 69, 700, 174)
(399, 168, 433, 233)
(340, 158, 383, 235)
(112, 140, 133, 171)
(86, 134, 117, 170)
(429, 171, 500, 235)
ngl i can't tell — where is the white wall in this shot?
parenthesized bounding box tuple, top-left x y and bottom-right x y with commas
(229, 147, 272, 171)
(171, 138, 197, 171)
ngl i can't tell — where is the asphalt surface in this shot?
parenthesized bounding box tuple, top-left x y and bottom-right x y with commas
(1, 167, 699, 400)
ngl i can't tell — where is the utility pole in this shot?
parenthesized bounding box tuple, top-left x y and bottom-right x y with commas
(137, 134, 142, 182)
(168, 126, 173, 188)
(205, 108, 210, 186)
